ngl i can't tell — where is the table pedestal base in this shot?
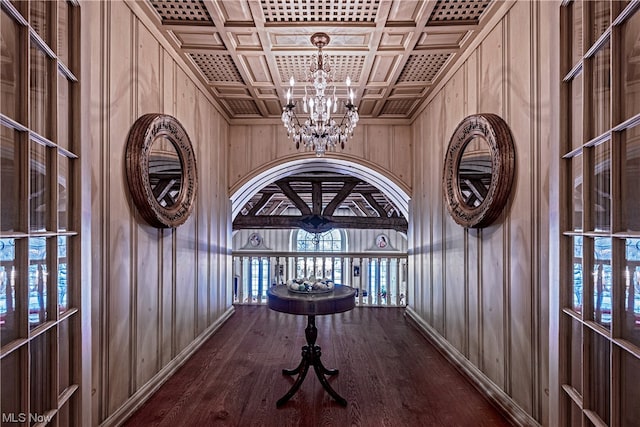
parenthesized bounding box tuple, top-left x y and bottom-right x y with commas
(276, 315, 347, 407)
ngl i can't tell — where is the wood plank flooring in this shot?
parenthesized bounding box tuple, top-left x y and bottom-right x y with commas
(123, 305, 512, 427)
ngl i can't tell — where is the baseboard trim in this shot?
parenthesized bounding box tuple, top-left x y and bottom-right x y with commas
(100, 306, 235, 427)
(404, 307, 540, 427)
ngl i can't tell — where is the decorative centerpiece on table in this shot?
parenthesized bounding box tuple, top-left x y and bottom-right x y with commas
(286, 276, 335, 293)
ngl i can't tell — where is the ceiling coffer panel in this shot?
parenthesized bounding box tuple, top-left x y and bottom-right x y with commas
(396, 53, 451, 84)
(150, 0, 214, 23)
(428, 0, 491, 23)
(188, 53, 245, 83)
(381, 99, 416, 116)
(261, 0, 380, 23)
(276, 55, 365, 85)
(226, 99, 261, 116)
(140, 0, 500, 121)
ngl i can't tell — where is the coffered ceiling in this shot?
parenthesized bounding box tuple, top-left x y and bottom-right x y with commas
(140, 0, 498, 121)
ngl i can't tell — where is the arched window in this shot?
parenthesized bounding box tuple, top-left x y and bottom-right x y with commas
(293, 229, 345, 282)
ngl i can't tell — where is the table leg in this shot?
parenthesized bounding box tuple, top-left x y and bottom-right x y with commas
(276, 315, 347, 407)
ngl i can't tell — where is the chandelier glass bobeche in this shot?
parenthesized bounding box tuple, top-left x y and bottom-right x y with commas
(281, 33, 359, 157)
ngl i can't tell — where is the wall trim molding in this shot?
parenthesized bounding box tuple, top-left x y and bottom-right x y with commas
(404, 307, 540, 427)
(99, 306, 235, 427)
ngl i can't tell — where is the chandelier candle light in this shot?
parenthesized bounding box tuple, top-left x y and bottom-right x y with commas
(281, 33, 359, 157)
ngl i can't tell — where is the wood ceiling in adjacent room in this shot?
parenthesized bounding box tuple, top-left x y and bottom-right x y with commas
(141, 0, 497, 121)
(233, 172, 408, 233)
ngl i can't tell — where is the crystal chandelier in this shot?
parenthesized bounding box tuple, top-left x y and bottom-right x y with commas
(281, 33, 359, 157)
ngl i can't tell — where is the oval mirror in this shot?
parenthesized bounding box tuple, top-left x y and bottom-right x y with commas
(125, 114, 197, 228)
(457, 136, 492, 208)
(443, 114, 515, 228)
(149, 135, 183, 208)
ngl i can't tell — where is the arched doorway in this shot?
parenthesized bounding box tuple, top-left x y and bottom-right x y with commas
(230, 158, 411, 306)
(230, 158, 411, 220)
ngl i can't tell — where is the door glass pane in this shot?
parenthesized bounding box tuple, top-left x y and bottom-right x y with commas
(57, 72, 70, 151)
(570, 0, 583, 69)
(623, 238, 640, 348)
(57, 0, 71, 68)
(30, 140, 48, 232)
(569, 317, 583, 394)
(569, 401, 583, 427)
(30, 45, 50, 139)
(570, 73, 583, 151)
(58, 236, 68, 313)
(572, 236, 584, 315)
(58, 317, 72, 393)
(591, 41, 611, 139)
(594, 237, 612, 329)
(57, 400, 71, 427)
(28, 237, 47, 328)
(1, 9, 21, 121)
(622, 9, 640, 123)
(58, 153, 70, 231)
(572, 155, 583, 231)
(29, 0, 51, 45)
(590, 1, 610, 47)
(588, 330, 610, 424)
(593, 141, 611, 231)
(30, 330, 52, 422)
(624, 125, 640, 232)
(620, 350, 640, 427)
(1, 126, 20, 232)
(0, 349, 23, 419)
(0, 238, 18, 347)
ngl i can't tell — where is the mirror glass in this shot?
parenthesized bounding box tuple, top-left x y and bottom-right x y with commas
(457, 136, 493, 208)
(148, 136, 183, 208)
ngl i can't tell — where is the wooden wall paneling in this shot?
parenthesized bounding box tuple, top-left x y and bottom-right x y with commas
(413, 109, 425, 317)
(342, 124, 365, 158)
(195, 92, 210, 336)
(160, 52, 175, 368)
(228, 126, 249, 183)
(443, 66, 467, 354)
(430, 91, 446, 334)
(423, 114, 433, 320)
(391, 125, 412, 185)
(173, 217, 197, 354)
(477, 21, 506, 389)
(136, 24, 161, 114)
(465, 51, 482, 366)
(88, 2, 108, 422)
(107, 1, 134, 414)
(506, 1, 535, 413)
(536, 3, 556, 424)
(134, 18, 162, 392)
(366, 125, 392, 170)
(275, 124, 298, 159)
(160, 227, 174, 367)
(208, 112, 220, 321)
(174, 71, 197, 354)
(162, 51, 175, 116)
(249, 125, 274, 172)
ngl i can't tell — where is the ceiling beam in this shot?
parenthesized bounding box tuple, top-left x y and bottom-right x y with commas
(312, 181, 322, 215)
(247, 191, 275, 215)
(276, 181, 311, 215)
(233, 214, 408, 233)
(323, 181, 360, 216)
(362, 193, 388, 217)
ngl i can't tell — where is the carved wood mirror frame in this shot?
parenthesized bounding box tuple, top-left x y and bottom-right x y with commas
(125, 113, 198, 228)
(442, 113, 515, 228)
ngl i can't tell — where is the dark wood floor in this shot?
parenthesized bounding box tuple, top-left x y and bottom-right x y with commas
(124, 305, 512, 427)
